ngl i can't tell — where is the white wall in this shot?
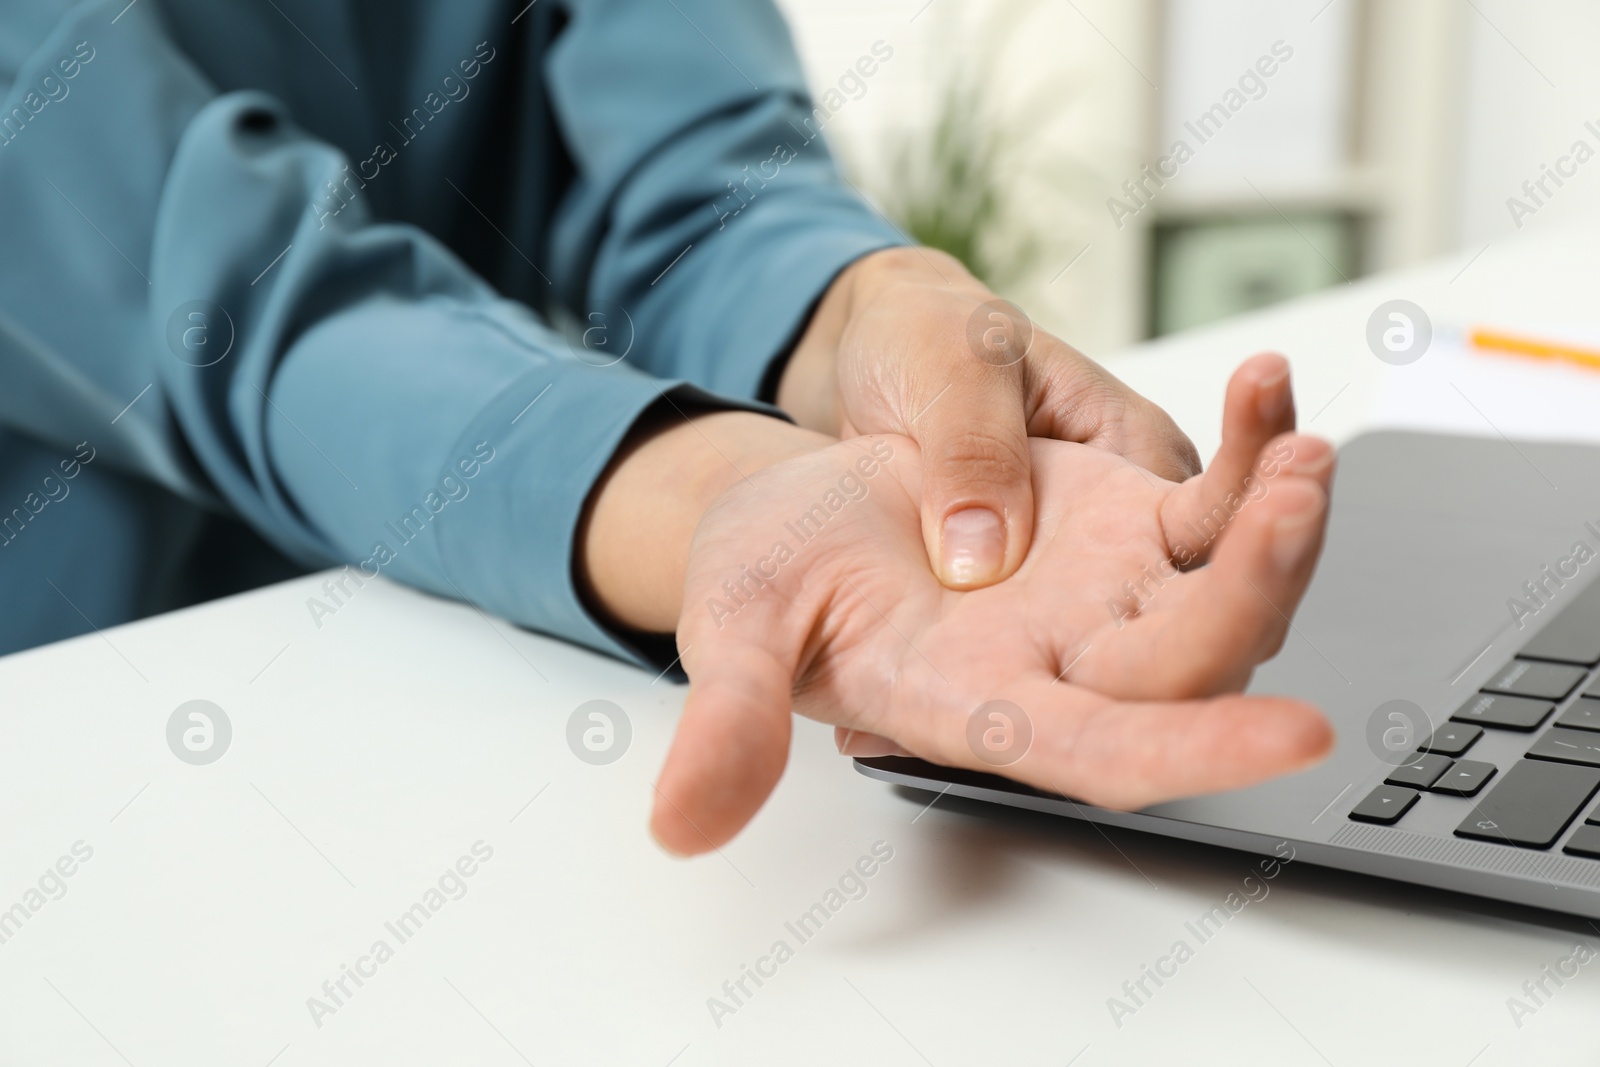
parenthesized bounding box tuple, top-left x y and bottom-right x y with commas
(774, 0, 1158, 354)
(773, 0, 1600, 353)
(1453, 0, 1600, 249)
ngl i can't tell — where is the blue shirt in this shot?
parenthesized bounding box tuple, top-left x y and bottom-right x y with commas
(0, 0, 901, 662)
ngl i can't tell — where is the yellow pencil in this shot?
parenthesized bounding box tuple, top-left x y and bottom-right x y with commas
(1470, 327, 1600, 373)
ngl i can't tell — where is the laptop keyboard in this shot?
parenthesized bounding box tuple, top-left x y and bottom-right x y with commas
(1348, 579, 1600, 861)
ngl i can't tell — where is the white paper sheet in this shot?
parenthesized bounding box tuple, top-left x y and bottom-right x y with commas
(1367, 327, 1600, 445)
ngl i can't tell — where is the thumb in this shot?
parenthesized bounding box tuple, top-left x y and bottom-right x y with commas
(651, 637, 794, 856)
(916, 385, 1035, 590)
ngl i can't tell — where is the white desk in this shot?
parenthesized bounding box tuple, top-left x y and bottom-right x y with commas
(6, 226, 1600, 1066)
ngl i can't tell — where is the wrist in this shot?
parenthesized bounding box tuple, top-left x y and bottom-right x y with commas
(843, 245, 986, 306)
(580, 408, 833, 634)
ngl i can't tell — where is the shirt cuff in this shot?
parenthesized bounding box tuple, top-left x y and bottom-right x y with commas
(431, 363, 780, 670)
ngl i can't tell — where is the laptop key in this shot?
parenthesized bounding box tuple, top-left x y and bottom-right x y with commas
(1420, 723, 1482, 757)
(1451, 693, 1555, 732)
(1520, 580, 1600, 666)
(1430, 760, 1497, 797)
(1385, 753, 1452, 789)
(1526, 728, 1600, 768)
(1350, 785, 1420, 825)
(1455, 760, 1600, 848)
(1559, 700, 1600, 732)
(1590, 800, 1600, 825)
(1563, 824, 1600, 859)
(1481, 660, 1587, 702)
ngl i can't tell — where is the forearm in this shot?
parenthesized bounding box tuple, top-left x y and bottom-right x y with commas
(580, 410, 833, 634)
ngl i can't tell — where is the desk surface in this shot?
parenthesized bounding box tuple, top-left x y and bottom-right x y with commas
(6, 227, 1600, 1066)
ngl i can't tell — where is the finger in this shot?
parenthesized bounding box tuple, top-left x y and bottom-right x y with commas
(891, 679, 1332, 813)
(1159, 353, 1301, 565)
(1026, 348, 1202, 481)
(1016, 688, 1334, 811)
(914, 352, 1034, 590)
(651, 638, 794, 856)
(1082, 467, 1330, 699)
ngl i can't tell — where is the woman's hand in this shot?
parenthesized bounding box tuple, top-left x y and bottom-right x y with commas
(654, 354, 1334, 854)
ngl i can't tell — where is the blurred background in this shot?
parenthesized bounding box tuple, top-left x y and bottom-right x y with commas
(774, 0, 1598, 355)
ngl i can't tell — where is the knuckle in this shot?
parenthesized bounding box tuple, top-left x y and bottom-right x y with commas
(1043, 366, 1202, 477)
(929, 427, 1031, 494)
(1168, 434, 1204, 477)
(1050, 369, 1127, 439)
(1134, 418, 1203, 478)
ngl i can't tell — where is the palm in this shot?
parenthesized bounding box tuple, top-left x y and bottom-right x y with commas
(656, 363, 1337, 853)
(790, 440, 1170, 730)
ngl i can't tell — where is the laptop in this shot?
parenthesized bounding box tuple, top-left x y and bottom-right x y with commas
(856, 429, 1600, 920)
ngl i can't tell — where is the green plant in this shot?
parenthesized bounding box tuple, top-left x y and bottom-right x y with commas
(876, 0, 1082, 294)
